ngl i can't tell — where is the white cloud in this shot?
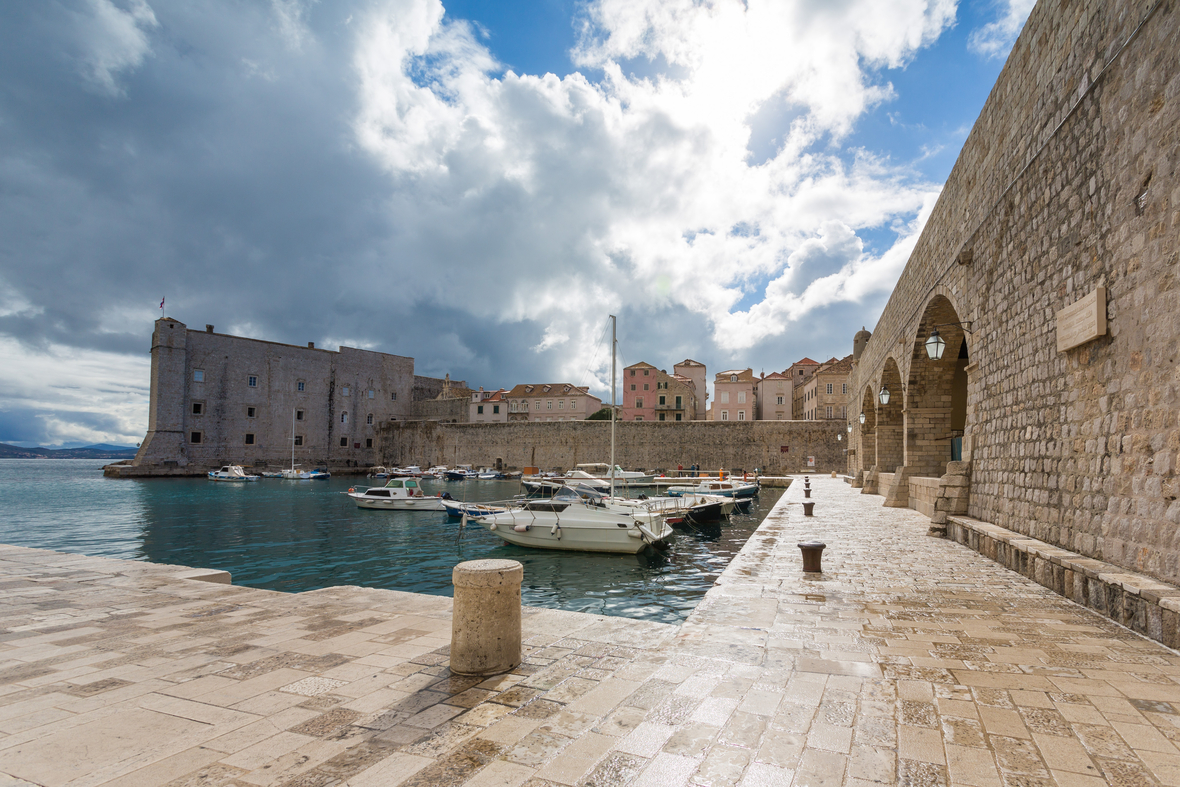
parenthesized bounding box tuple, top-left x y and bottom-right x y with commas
(352, 0, 949, 369)
(73, 0, 159, 95)
(968, 0, 1036, 59)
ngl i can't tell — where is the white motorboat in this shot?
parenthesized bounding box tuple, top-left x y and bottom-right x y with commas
(559, 470, 611, 490)
(348, 477, 445, 510)
(208, 465, 260, 481)
(281, 468, 330, 480)
(442, 498, 509, 520)
(469, 487, 673, 553)
(574, 463, 655, 485)
(666, 479, 759, 498)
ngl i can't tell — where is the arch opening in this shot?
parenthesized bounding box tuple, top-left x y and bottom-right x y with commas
(907, 295, 970, 477)
(858, 386, 877, 472)
(877, 358, 904, 472)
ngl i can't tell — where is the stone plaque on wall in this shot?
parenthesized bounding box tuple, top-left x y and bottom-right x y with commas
(1056, 286, 1107, 352)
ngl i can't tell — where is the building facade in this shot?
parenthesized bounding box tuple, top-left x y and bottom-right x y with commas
(621, 362, 700, 422)
(673, 359, 707, 419)
(504, 384, 602, 422)
(621, 362, 658, 421)
(785, 357, 821, 418)
(801, 356, 852, 420)
(712, 369, 756, 422)
(124, 318, 430, 473)
(469, 389, 508, 423)
(755, 372, 792, 420)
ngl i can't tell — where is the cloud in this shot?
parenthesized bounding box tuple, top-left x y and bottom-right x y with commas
(0, 0, 960, 444)
(70, 0, 159, 95)
(968, 0, 1036, 59)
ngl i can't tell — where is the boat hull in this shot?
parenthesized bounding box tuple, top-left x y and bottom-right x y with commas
(474, 509, 671, 553)
(349, 494, 446, 511)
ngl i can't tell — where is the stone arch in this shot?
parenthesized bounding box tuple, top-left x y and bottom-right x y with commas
(876, 357, 904, 472)
(857, 386, 877, 472)
(906, 294, 970, 477)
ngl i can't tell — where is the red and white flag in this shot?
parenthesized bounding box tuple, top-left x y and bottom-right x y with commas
(159, 296, 165, 310)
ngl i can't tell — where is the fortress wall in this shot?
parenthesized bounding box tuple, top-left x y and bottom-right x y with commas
(375, 420, 846, 474)
(849, 0, 1180, 583)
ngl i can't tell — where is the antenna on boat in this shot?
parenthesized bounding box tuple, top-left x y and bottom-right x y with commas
(610, 314, 616, 500)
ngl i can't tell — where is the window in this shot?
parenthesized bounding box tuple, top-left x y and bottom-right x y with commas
(637, 398, 643, 408)
(720, 392, 729, 403)
(247, 407, 256, 418)
(635, 416, 644, 421)
(193, 369, 204, 382)
(547, 401, 553, 410)
(826, 383, 833, 395)
(842, 384, 848, 395)
(659, 413, 666, 421)
(730, 375, 737, 382)
(493, 404, 500, 414)
(391, 392, 397, 401)
(534, 400, 541, 410)
(245, 433, 255, 445)
(738, 411, 745, 420)
(340, 437, 348, 447)
(675, 413, 682, 421)
(643, 369, 649, 376)
(630, 384, 636, 391)
(675, 396, 682, 408)
(297, 380, 305, 391)
(738, 392, 746, 403)
(558, 400, 564, 409)
(296, 410, 304, 421)
(776, 396, 783, 405)
(247, 375, 257, 387)
(659, 395, 666, 405)
(341, 411, 348, 424)
(721, 410, 729, 421)
(294, 435, 303, 446)
(477, 405, 484, 414)
(630, 370, 636, 376)
(367, 389, 374, 399)
(365, 438, 373, 448)
(342, 385, 350, 396)
(190, 431, 202, 444)
(191, 401, 203, 415)
(570, 400, 577, 410)
(826, 406, 833, 418)
(643, 383, 649, 391)
(366, 413, 373, 425)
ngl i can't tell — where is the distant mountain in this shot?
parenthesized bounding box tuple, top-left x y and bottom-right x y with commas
(0, 443, 139, 459)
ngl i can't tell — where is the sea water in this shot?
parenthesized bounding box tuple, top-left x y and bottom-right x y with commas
(0, 459, 782, 624)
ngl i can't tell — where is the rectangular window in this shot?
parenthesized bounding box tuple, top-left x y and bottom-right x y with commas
(630, 370, 635, 376)
(721, 411, 729, 421)
(675, 413, 682, 421)
(675, 396, 682, 408)
(366, 414, 373, 425)
(637, 398, 643, 408)
(776, 396, 783, 405)
(365, 438, 373, 448)
(342, 386, 350, 396)
(368, 389, 375, 399)
(720, 392, 729, 403)
(659, 395, 666, 405)
(493, 404, 500, 414)
(643, 370, 649, 376)
(558, 400, 564, 409)
(190, 431, 202, 444)
(534, 400, 541, 410)
(826, 383, 833, 395)
(297, 381, 305, 391)
(570, 400, 577, 410)
(630, 384, 636, 391)
(247, 407, 256, 418)
(635, 416, 644, 421)
(340, 437, 348, 447)
(245, 433, 255, 445)
(296, 410, 304, 421)
(738, 411, 745, 421)
(644, 383, 649, 390)
(294, 435, 304, 446)
(738, 392, 746, 403)
(547, 401, 553, 409)
(247, 375, 257, 387)
(193, 369, 204, 382)
(659, 413, 666, 421)
(842, 383, 847, 395)
(477, 405, 484, 414)
(191, 401, 203, 415)
(391, 392, 397, 401)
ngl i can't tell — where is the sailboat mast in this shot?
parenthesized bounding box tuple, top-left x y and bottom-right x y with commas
(610, 314, 616, 499)
(290, 408, 296, 473)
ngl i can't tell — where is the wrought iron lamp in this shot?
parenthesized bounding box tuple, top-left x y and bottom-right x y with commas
(879, 386, 890, 405)
(859, 411, 866, 424)
(923, 321, 974, 360)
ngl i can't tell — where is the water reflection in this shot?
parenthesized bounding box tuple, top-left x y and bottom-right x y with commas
(0, 461, 783, 624)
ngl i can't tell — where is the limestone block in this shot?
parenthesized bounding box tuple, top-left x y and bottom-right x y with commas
(451, 559, 523, 676)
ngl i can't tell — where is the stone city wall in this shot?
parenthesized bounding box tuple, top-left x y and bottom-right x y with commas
(375, 420, 846, 474)
(848, 0, 1180, 585)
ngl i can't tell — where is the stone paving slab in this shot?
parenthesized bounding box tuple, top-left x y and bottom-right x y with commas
(3, 477, 1180, 786)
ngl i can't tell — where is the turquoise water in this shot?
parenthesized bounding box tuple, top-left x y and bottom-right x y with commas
(0, 460, 782, 624)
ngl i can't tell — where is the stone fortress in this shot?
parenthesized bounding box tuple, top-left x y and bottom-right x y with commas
(109, 318, 457, 475)
(848, 0, 1180, 643)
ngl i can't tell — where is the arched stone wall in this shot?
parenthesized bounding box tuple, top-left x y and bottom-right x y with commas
(905, 295, 970, 478)
(876, 358, 904, 473)
(857, 386, 876, 473)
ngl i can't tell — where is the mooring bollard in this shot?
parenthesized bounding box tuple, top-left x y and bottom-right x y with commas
(802, 501, 815, 516)
(451, 559, 523, 676)
(803, 487, 812, 498)
(797, 540, 826, 572)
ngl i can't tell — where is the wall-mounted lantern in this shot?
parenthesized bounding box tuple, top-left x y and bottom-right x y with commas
(925, 328, 946, 360)
(879, 386, 890, 405)
(847, 424, 852, 433)
(859, 411, 866, 424)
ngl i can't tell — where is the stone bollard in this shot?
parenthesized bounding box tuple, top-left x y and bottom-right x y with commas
(831, 471, 837, 478)
(802, 501, 815, 516)
(797, 541, 826, 573)
(451, 559, 523, 676)
(803, 487, 811, 498)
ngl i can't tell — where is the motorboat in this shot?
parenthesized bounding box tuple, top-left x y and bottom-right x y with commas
(442, 498, 509, 520)
(469, 486, 673, 553)
(477, 470, 503, 480)
(666, 479, 759, 498)
(591, 490, 734, 526)
(558, 470, 611, 490)
(574, 463, 655, 485)
(281, 468, 330, 480)
(208, 465, 260, 481)
(347, 477, 445, 510)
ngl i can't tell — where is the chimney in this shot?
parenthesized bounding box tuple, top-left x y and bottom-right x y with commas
(308, 342, 315, 348)
(205, 325, 214, 333)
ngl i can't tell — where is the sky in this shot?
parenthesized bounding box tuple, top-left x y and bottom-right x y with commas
(0, 0, 1034, 448)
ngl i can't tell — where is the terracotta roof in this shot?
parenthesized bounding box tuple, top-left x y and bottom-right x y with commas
(792, 357, 820, 366)
(675, 359, 705, 367)
(715, 368, 756, 382)
(624, 361, 657, 370)
(504, 383, 593, 398)
(760, 371, 789, 380)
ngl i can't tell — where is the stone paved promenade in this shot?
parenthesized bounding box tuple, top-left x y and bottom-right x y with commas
(3, 477, 1180, 786)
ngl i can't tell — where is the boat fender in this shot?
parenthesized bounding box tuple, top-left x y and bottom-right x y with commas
(551, 524, 561, 539)
(513, 523, 530, 533)
(489, 523, 497, 531)
(348, 487, 355, 493)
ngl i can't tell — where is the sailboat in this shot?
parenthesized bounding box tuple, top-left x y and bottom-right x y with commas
(469, 315, 674, 552)
(280, 409, 329, 479)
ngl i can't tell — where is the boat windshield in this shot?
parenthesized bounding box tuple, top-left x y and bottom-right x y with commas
(384, 479, 404, 488)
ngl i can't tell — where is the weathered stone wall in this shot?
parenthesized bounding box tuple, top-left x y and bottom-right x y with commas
(119, 319, 417, 474)
(409, 398, 471, 423)
(375, 420, 845, 474)
(849, 0, 1180, 584)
